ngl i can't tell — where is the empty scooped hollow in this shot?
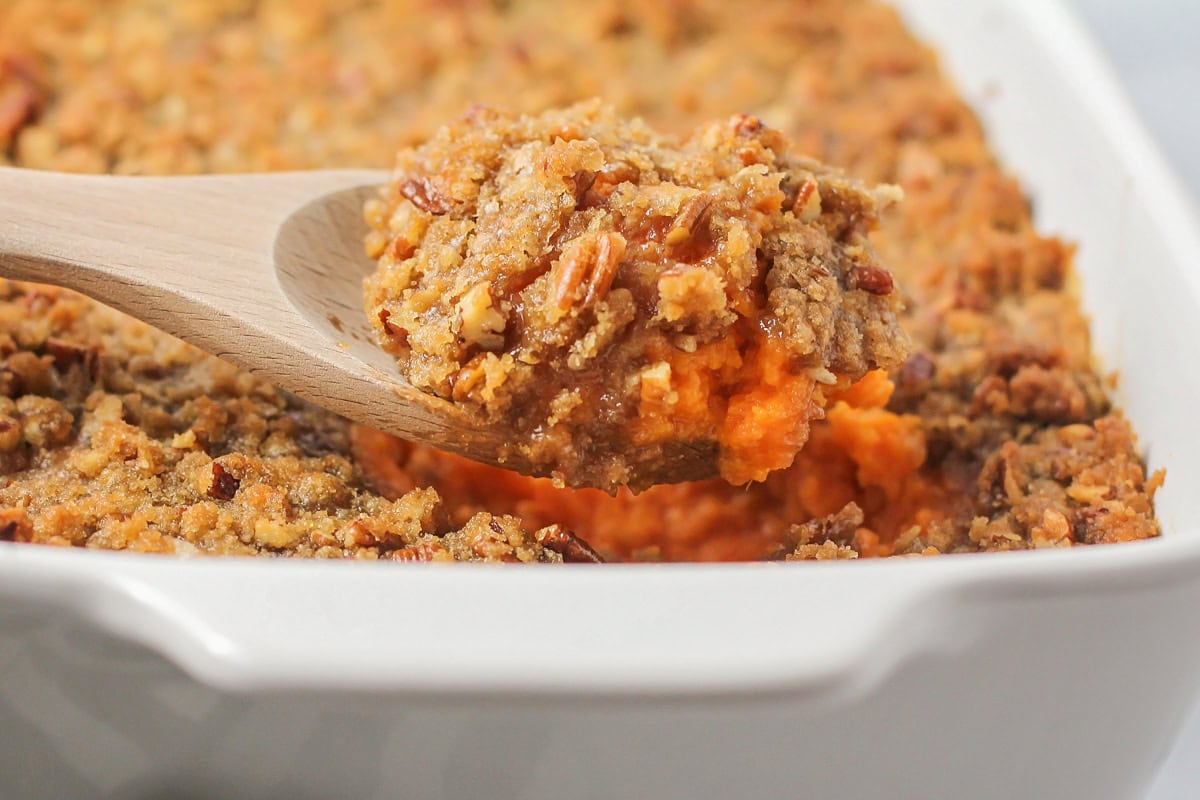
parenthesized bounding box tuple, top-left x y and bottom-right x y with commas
(273, 183, 406, 379)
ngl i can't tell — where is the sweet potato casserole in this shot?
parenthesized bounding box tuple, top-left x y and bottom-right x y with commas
(363, 101, 908, 491)
(0, 0, 1163, 562)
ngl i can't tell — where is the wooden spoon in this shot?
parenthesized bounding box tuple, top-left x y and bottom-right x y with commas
(0, 167, 715, 486)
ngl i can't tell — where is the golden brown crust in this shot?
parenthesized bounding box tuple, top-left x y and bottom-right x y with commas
(0, 284, 561, 562)
(364, 102, 907, 489)
(0, 0, 1163, 561)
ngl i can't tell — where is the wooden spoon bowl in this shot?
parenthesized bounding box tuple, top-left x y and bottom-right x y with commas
(0, 167, 525, 472)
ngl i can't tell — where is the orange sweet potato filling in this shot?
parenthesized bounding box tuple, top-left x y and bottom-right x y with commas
(632, 330, 819, 486)
(352, 369, 958, 561)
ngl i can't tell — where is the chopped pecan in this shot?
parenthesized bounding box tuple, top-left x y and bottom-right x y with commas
(664, 194, 714, 246)
(536, 524, 605, 563)
(345, 519, 379, 548)
(399, 177, 451, 215)
(455, 282, 506, 350)
(792, 177, 822, 222)
(378, 309, 409, 345)
(0, 508, 32, 542)
(570, 169, 598, 206)
(207, 462, 240, 501)
(44, 338, 100, 381)
(552, 231, 626, 312)
(1073, 506, 1110, 541)
(578, 161, 638, 209)
(849, 265, 894, 295)
(388, 541, 447, 562)
(385, 235, 417, 261)
(191, 428, 212, 451)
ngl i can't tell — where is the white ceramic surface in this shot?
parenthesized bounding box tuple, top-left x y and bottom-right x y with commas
(3, 1, 1200, 798)
(1063, 2, 1200, 794)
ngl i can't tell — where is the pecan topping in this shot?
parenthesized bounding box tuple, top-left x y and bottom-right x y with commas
(730, 113, 763, 137)
(455, 282, 506, 350)
(45, 338, 100, 380)
(1073, 506, 1111, 541)
(385, 235, 417, 261)
(207, 462, 240, 501)
(664, 194, 714, 246)
(378, 309, 408, 345)
(570, 169, 598, 206)
(536, 524, 605, 563)
(346, 519, 378, 548)
(552, 231, 626, 312)
(792, 177, 822, 222)
(0, 509, 33, 543)
(577, 161, 638, 209)
(388, 541, 447, 562)
(849, 266, 894, 295)
(399, 177, 451, 215)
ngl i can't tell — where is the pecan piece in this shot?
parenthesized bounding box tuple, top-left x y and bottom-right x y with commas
(664, 194, 714, 246)
(792, 177, 822, 222)
(45, 338, 100, 381)
(378, 309, 409, 345)
(552, 231, 626, 313)
(849, 265, 894, 295)
(399, 177, 451, 215)
(0, 508, 30, 543)
(536, 524, 605, 563)
(455, 282, 506, 351)
(207, 462, 240, 501)
(577, 161, 639, 209)
(570, 169, 598, 207)
(1073, 506, 1110, 542)
(388, 541, 447, 562)
(345, 519, 379, 548)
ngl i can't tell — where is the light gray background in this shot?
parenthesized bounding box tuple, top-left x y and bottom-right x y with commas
(1065, 1, 1200, 796)
(1070, 0, 1200, 215)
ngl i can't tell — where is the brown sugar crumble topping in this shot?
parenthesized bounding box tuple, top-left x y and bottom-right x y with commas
(0, 0, 1164, 562)
(364, 102, 908, 490)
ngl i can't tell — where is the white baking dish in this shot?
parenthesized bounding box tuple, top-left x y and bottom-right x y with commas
(3, 1, 1200, 798)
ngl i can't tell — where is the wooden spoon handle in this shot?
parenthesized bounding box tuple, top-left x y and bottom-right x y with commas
(0, 167, 512, 465)
(0, 166, 373, 304)
(0, 166, 379, 351)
